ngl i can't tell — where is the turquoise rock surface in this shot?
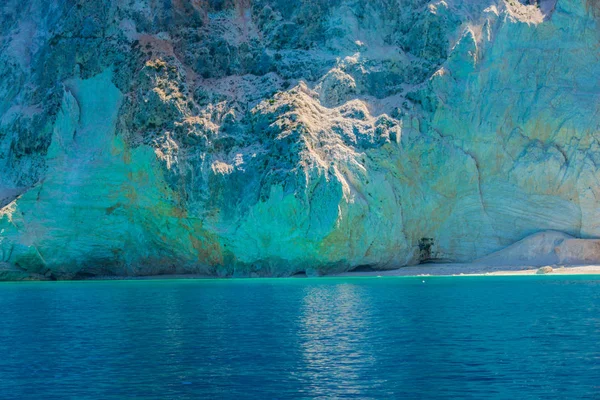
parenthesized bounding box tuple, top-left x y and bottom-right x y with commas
(0, 0, 599, 278)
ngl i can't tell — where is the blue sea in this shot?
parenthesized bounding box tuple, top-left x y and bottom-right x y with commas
(1, 276, 599, 399)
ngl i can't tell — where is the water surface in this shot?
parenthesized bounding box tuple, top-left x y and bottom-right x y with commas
(1, 276, 599, 399)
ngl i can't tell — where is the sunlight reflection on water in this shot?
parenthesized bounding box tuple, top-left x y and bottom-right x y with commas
(0, 277, 599, 399)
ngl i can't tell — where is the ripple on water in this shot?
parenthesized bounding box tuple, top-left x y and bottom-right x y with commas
(0, 276, 599, 399)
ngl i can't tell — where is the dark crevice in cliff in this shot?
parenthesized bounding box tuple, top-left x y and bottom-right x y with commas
(348, 264, 378, 273)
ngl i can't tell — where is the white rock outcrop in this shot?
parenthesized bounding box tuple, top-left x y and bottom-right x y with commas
(0, 0, 599, 278)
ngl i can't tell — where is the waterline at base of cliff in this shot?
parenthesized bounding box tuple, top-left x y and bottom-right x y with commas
(5, 263, 600, 281)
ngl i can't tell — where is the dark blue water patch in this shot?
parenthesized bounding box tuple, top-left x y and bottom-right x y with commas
(0, 276, 599, 399)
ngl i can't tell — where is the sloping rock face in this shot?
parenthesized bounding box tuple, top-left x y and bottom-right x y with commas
(0, 0, 599, 279)
(474, 230, 600, 267)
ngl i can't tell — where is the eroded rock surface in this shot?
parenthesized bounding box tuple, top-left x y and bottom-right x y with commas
(0, 0, 599, 278)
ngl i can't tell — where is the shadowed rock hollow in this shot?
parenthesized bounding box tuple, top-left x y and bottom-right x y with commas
(0, 0, 599, 279)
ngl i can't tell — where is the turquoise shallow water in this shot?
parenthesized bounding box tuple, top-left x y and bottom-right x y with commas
(0, 276, 599, 399)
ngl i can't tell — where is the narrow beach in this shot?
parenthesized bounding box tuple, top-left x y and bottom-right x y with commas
(333, 264, 600, 277)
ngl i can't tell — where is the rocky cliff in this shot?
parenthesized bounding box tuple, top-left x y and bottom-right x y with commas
(1, 0, 599, 279)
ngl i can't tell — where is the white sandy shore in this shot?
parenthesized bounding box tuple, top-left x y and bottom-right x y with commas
(332, 264, 600, 277)
(83, 264, 600, 280)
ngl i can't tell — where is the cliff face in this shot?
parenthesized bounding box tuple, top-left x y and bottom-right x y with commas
(0, 0, 599, 279)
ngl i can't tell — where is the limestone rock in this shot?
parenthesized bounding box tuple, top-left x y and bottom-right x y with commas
(474, 231, 572, 267)
(536, 266, 554, 275)
(0, 0, 599, 278)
